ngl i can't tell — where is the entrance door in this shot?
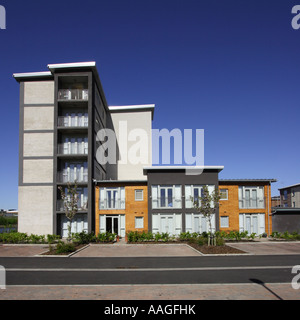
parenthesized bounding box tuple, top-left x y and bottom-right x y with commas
(242, 214, 260, 235)
(106, 216, 119, 234)
(99, 215, 126, 237)
(160, 215, 173, 233)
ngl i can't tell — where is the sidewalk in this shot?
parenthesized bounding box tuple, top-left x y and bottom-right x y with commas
(1, 283, 299, 300)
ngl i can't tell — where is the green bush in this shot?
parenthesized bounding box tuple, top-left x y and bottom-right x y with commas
(47, 234, 61, 244)
(72, 231, 95, 244)
(270, 231, 300, 240)
(96, 232, 116, 243)
(0, 216, 17, 226)
(55, 241, 76, 254)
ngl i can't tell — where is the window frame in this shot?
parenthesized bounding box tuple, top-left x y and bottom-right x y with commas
(135, 189, 144, 202)
(220, 216, 229, 228)
(219, 189, 228, 201)
(135, 216, 144, 229)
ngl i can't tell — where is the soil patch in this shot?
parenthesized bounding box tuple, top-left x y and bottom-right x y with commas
(41, 243, 87, 256)
(188, 243, 246, 254)
(127, 240, 246, 254)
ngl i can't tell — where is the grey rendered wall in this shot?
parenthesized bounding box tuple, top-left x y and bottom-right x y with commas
(272, 212, 300, 233)
(147, 169, 220, 232)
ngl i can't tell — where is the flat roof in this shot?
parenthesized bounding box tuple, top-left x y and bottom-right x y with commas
(278, 183, 300, 190)
(109, 104, 155, 119)
(47, 61, 96, 70)
(220, 179, 277, 183)
(13, 61, 98, 82)
(271, 207, 300, 214)
(13, 71, 53, 81)
(143, 166, 224, 174)
(94, 179, 147, 184)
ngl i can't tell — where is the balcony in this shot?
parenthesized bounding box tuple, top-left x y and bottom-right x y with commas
(57, 199, 88, 212)
(239, 198, 265, 209)
(57, 171, 88, 184)
(58, 142, 88, 156)
(58, 115, 88, 128)
(58, 89, 88, 101)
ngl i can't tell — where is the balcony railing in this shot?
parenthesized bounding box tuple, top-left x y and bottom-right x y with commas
(99, 199, 125, 210)
(58, 89, 88, 101)
(57, 171, 88, 183)
(57, 199, 88, 212)
(152, 197, 182, 209)
(239, 198, 265, 209)
(58, 116, 88, 128)
(58, 143, 88, 155)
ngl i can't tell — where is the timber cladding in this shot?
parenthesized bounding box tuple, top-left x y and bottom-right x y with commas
(218, 182, 272, 235)
(95, 183, 148, 236)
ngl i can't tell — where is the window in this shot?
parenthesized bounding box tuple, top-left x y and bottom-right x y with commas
(284, 190, 288, 200)
(151, 185, 182, 209)
(99, 187, 125, 210)
(185, 185, 215, 208)
(135, 217, 144, 229)
(220, 216, 229, 228)
(62, 161, 88, 183)
(239, 186, 264, 209)
(135, 189, 144, 201)
(220, 189, 228, 200)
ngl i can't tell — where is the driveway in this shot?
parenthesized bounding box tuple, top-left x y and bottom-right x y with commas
(72, 243, 202, 257)
(227, 241, 300, 255)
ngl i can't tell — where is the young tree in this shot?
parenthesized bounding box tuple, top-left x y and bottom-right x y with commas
(58, 183, 79, 242)
(192, 185, 221, 246)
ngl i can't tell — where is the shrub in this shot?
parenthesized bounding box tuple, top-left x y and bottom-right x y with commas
(72, 231, 95, 244)
(96, 232, 116, 243)
(47, 234, 61, 244)
(29, 234, 46, 244)
(55, 241, 76, 254)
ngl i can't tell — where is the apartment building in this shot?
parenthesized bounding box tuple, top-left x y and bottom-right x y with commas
(14, 62, 153, 236)
(95, 181, 148, 237)
(218, 179, 276, 235)
(14, 61, 276, 238)
(278, 183, 300, 208)
(143, 166, 224, 236)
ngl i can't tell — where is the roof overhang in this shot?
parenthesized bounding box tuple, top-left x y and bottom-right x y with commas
(109, 104, 155, 120)
(271, 207, 300, 214)
(278, 183, 300, 190)
(94, 179, 147, 185)
(143, 166, 224, 175)
(220, 179, 277, 183)
(13, 71, 53, 81)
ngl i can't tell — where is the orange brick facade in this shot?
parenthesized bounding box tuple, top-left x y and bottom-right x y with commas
(218, 182, 272, 235)
(95, 183, 148, 236)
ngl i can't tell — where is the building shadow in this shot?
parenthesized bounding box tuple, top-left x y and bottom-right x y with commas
(250, 278, 283, 300)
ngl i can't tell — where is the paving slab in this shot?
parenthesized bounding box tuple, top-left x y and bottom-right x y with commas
(0, 283, 299, 300)
(72, 243, 202, 257)
(227, 241, 300, 255)
(0, 245, 48, 257)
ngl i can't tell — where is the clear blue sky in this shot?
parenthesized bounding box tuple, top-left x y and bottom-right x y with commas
(0, 0, 299, 209)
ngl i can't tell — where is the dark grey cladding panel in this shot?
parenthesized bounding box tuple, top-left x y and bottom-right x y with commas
(147, 170, 219, 186)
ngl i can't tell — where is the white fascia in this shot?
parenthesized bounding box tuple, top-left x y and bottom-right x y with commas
(13, 71, 52, 79)
(47, 61, 96, 71)
(109, 104, 155, 111)
(143, 166, 224, 171)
